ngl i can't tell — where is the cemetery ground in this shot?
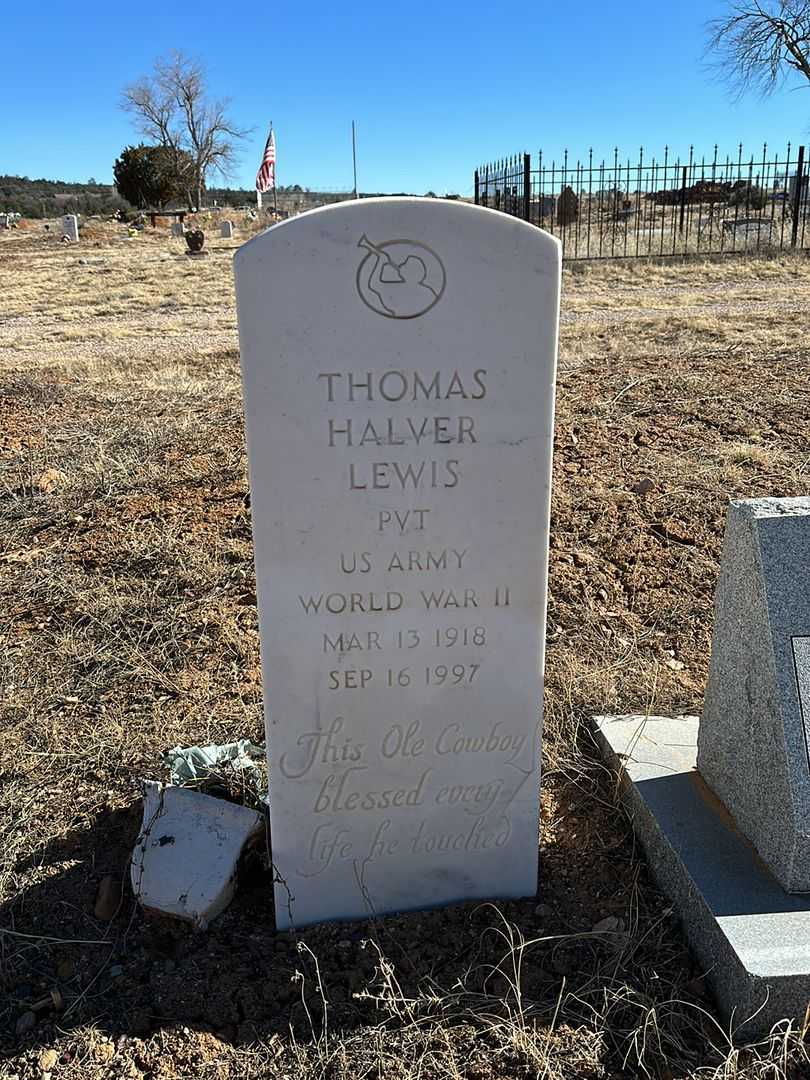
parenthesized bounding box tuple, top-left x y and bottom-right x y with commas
(1, 218, 810, 1080)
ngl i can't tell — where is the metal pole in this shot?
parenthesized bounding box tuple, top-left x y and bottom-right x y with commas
(272, 122, 277, 217)
(679, 165, 687, 234)
(352, 121, 358, 199)
(474, 169, 479, 206)
(523, 153, 531, 222)
(792, 145, 805, 248)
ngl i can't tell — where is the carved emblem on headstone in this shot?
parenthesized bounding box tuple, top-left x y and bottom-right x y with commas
(355, 235, 446, 319)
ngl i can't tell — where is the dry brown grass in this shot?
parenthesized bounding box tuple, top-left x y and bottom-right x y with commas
(2, 219, 810, 1078)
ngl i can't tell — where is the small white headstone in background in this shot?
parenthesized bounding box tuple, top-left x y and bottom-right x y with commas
(170, 222, 185, 238)
(61, 214, 79, 242)
(220, 220, 234, 239)
(235, 199, 560, 928)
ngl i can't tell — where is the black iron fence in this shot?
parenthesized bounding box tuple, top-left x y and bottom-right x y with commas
(474, 143, 809, 260)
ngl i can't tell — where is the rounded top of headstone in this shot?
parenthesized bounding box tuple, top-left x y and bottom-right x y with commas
(234, 196, 560, 266)
(234, 198, 560, 335)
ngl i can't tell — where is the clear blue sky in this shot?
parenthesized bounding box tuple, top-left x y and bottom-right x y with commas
(2, 0, 808, 196)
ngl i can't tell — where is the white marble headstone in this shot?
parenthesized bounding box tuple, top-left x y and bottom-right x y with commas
(235, 198, 560, 928)
(170, 221, 185, 238)
(61, 214, 79, 242)
(220, 220, 234, 239)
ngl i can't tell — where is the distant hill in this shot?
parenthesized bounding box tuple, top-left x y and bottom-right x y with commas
(0, 176, 132, 218)
(0, 175, 459, 219)
(0, 176, 354, 218)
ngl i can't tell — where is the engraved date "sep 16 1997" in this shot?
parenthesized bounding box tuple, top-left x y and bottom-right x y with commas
(328, 664, 481, 690)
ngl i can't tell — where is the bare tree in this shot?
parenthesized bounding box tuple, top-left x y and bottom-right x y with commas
(122, 51, 248, 210)
(707, 1, 810, 96)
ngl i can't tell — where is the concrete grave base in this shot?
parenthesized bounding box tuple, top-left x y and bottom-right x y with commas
(595, 714, 810, 1038)
(131, 781, 264, 929)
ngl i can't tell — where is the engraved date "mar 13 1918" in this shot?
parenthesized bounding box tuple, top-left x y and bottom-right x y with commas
(322, 626, 488, 653)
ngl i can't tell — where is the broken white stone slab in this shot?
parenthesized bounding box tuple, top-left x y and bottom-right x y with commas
(131, 781, 263, 929)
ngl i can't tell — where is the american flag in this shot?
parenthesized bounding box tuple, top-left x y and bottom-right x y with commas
(256, 127, 276, 193)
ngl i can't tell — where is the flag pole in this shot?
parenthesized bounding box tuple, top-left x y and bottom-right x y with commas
(271, 121, 276, 218)
(259, 121, 268, 212)
(352, 121, 358, 199)
(255, 121, 275, 217)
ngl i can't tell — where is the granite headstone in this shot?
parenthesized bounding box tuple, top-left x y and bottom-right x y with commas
(697, 497, 810, 892)
(596, 497, 810, 1035)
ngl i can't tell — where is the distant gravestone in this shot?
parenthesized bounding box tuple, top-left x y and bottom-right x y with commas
(220, 221, 234, 239)
(789, 173, 809, 205)
(235, 199, 561, 928)
(722, 219, 774, 246)
(533, 195, 556, 219)
(557, 187, 578, 226)
(185, 229, 205, 254)
(170, 222, 185, 238)
(61, 214, 79, 242)
(0, 213, 8, 229)
(697, 498, 810, 892)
